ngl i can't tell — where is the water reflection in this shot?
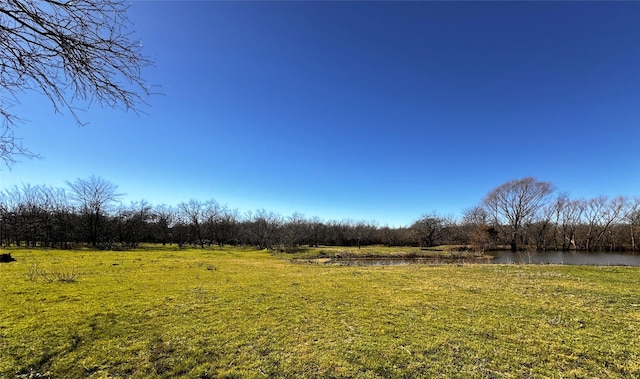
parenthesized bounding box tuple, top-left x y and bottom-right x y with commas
(304, 256, 492, 266)
(487, 251, 640, 266)
(299, 251, 640, 267)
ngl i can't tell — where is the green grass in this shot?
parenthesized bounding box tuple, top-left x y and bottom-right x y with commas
(1, 246, 639, 378)
(277, 245, 478, 259)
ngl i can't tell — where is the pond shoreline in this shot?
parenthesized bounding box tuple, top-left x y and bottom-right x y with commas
(293, 255, 494, 266)
(292, 250, 640, 267)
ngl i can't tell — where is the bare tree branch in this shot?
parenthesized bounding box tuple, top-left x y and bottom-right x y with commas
(0, 0, 152, 167)
(483, 177, 555, 252)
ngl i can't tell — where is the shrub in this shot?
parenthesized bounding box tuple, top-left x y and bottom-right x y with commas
(27, 264, 79, 283)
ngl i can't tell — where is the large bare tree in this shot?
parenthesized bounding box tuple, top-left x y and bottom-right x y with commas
(462, 205, 497, 251)
(552, 194, 585, 251)
(0, 0, 151, 166)
(483, 177, 554, 252)
(411, 213, 445, 248)
(581, 196, 627, 251)
(178, 199, 206, 248)
(152, 204, 175, 246)
(67, 175, 122, 246)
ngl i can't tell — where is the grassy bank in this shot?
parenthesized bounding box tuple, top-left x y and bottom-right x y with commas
(1, 246, 639, 378)
(276, 245, 475, 258)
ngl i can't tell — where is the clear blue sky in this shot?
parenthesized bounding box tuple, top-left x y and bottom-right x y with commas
(1, 1, 639, 226)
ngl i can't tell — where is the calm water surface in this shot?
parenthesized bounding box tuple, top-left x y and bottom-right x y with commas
(312, 251, 640, 267)
(488, 250, 640, 266)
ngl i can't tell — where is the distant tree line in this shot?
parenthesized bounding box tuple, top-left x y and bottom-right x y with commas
(1, 176, 638, 252)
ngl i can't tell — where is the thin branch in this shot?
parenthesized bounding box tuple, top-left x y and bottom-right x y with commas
(0, 0, 152, 167)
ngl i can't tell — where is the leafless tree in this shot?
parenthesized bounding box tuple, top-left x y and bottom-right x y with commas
(625, 198, 640, 251)
(201, 199, 221, 245)
(592, 196, 627, 251)
(581, 196, 606, 251)
(531, 201, 556, 251)
(579, 196, 627, 251)
(411, 213, 445, 248)
(0, 0, 151, 166)
(378, 225, 408, 247)
(461, 205, 497, 250)
(282, 212, 308, 249)
(0, 187, 11, 246)
(551, 194, 584, 251)
(67, 175, 122, 246)
(244, 209, 282, 249)
(483, 177, 554, 251)
(116, 200, 152, 248)
(178, 199, 205, 248)
(44, 185, 75, 248)
(0, 185, 26, 246)
(152, 204, 175, 246)
(215, 206, 239, 246)
(308, 216, 326, 247)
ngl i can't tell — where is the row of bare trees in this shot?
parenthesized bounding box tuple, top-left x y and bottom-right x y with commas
(0, 178, 393, 249)
(1, 176, 638, 252)
(465, 177, 640, 252)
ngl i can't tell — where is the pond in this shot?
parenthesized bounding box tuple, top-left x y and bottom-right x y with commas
(487, 250, 640, 266)
(299, 251, 640, 267)
(298, 256, 491, 266)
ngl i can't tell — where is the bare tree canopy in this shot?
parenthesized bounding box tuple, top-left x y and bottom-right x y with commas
(0, 0, 151, 166)
(67, 175, 122, 246)
(483, 177, 555, 251)
(1, 175, 639, 251)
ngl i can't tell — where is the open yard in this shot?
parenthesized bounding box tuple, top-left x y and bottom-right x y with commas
(1, 246, 639, 378)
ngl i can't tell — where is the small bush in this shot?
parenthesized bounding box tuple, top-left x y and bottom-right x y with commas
(28, 264, 79, 283)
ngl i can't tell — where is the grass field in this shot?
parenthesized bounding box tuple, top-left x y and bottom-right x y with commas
(1, 246, 639, 378)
